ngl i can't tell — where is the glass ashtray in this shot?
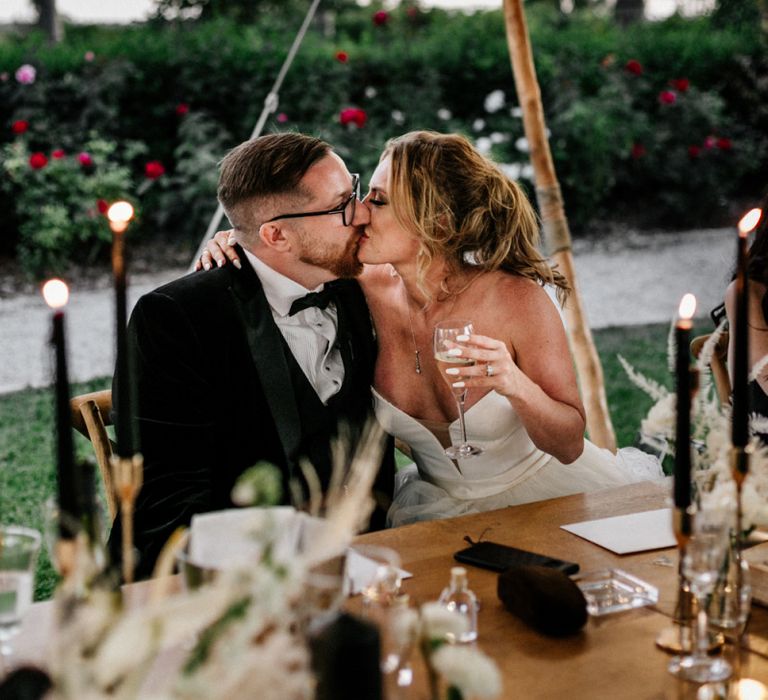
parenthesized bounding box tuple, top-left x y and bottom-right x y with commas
(575, 568, 658, 616)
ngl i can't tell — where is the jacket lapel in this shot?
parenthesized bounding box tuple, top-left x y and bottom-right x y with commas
(227, 248, 301, 474)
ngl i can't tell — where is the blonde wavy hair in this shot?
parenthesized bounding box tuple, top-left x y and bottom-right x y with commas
(382, 130, 570, 304)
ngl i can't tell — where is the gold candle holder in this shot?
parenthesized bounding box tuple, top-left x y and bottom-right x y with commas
(110, 453, 144, 584)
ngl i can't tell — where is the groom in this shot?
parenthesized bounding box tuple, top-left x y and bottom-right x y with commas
(109, 133, 394, 579)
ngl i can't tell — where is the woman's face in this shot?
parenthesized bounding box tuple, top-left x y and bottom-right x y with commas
(359, 156, 421, 266)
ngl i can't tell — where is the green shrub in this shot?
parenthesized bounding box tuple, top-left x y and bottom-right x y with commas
(1, 134, 138, 276)
(0, 7, 765, 275)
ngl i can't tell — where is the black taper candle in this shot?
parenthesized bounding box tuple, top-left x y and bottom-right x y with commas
(732, 227, 749, 451)
(112, 230, 133, 457)
(674, 294, 696, 510)
(45, 281, 78, 537)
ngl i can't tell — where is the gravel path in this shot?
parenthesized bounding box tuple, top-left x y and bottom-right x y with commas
(0, 227, 734, 395)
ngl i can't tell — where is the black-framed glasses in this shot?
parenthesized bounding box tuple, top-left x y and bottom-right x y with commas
(265, 174, 360, 227)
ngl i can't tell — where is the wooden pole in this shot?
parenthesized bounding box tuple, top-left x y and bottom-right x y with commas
(503, 0, 617, 451)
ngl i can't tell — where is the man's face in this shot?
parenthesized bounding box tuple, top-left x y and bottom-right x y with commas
(286, 153, 369, 279)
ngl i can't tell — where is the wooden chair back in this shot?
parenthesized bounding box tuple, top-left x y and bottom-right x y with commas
(690, 331, 731, 407)
(70, 389, 117, 520)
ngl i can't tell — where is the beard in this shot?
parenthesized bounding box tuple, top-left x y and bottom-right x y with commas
(297, 229, 363, 279)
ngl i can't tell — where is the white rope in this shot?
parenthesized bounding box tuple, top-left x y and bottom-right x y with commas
(189, 0, 324, 270)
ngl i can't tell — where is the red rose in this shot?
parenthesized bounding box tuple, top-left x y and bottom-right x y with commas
(372, 10, 388, 26)
(670, 78, 689, 92)
(51, 149, 65, 159)
(78, 152, 94, 167)
(704, 135, 716, 150)
(339, 108, 367, 128)
(175, 103, 189, 116)
(335, 51, 348, 63)
(29, 152, 48, 169)
(97, 199, 109, 214)
(625, 59, 643, 76)
(658, 90, 677, 105)
(688, 145, 701, 158)
(11, 119, 29, 135)
(630, 143, 646, 159)
(717, 137, 733, 150)
(145, 160, 165, 179)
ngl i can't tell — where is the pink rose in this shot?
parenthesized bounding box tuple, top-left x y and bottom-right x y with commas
(339, 108, 367, 128)
(175, 103, 189, 116)
(276, 113, 289, 123)
(372, 10, 388, 26)
(15, 64, 36, 84)
(29, 152, 48, 169)
(145, 160, 166, 179)
(704, 135, 717, 150)
(84, 51, 95, 62)
(658, 90, 677, 105)
(78, 152, 94, 167)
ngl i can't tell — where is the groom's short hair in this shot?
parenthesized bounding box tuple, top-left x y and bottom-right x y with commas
(217, 133, 330, 227)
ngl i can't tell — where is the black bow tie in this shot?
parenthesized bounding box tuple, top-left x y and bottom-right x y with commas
(288, 287, 338, 316)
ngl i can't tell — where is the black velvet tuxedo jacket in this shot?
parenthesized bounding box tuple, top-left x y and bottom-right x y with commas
(108, 254, 394, 579)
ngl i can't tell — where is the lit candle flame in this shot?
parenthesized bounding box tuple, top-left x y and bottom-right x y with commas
(108, 201, 135, 234)
(678, 293, 696, 321)
(42, 279, 69, 309)
(738, 208, 762, 237)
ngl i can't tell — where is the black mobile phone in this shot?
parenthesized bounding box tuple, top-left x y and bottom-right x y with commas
(454, 541, 579, 576)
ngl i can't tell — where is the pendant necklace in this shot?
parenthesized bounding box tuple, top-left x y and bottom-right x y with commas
(402, 282, 422, 374)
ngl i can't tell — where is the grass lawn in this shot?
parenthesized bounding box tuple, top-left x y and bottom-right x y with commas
(0, 320, 712, 600)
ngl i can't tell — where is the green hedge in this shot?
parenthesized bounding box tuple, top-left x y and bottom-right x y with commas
(0, 5, 765, 276)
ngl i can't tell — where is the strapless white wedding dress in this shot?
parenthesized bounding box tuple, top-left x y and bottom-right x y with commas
(373, 388, 664, 527)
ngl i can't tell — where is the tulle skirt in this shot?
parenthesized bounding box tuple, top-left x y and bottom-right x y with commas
(387, 442, 664, 528)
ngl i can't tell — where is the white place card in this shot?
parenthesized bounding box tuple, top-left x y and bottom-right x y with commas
(561, 508, 677, 554)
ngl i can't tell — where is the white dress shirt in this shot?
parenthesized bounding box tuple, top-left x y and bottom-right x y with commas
(243, 249, 345, 404)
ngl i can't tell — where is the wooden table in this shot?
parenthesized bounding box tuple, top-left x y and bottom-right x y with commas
(351, 479, 768, 699)
(12, 480, 768, 698)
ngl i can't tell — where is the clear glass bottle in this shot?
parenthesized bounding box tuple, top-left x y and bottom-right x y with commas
(438, 566, 478, 643)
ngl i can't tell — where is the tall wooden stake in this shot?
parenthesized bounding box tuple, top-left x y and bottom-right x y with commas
(503, 0, 617, 451)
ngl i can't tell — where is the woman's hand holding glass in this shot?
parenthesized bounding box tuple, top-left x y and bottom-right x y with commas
(439, 330, 521, 399)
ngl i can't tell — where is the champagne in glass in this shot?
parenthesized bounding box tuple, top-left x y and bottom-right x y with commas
(433, 320, 482, 459)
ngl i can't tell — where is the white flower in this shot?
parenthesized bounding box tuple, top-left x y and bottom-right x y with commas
(484, 89, 505, 113)
(515, 137, 530, 153)
(475, 137, 492, 155)
(489, 132, 507, 144)
(391, 110, 405, 125)
(499, 163, 522, 180)
(437, 108, 452, 121)
(365, 86, 377, 98)
(391, 606, 420, 649)
(510, 106, 523, 118)
(640, 393, 676, 440)
(521, 164, 535, 180)
(431, 645, 502, 698)
(472, 118, 486, 132)
(420, 601, 469, 641)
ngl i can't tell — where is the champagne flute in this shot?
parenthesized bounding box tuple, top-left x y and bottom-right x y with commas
(0, 526, 41, 673)
(433, 320, 482, 459)
(668, 508, 732, 683)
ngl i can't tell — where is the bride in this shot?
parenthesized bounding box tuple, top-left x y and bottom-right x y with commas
(201, 130, 662, 526)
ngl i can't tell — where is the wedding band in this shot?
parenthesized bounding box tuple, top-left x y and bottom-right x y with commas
(486, 364, 494, 377)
